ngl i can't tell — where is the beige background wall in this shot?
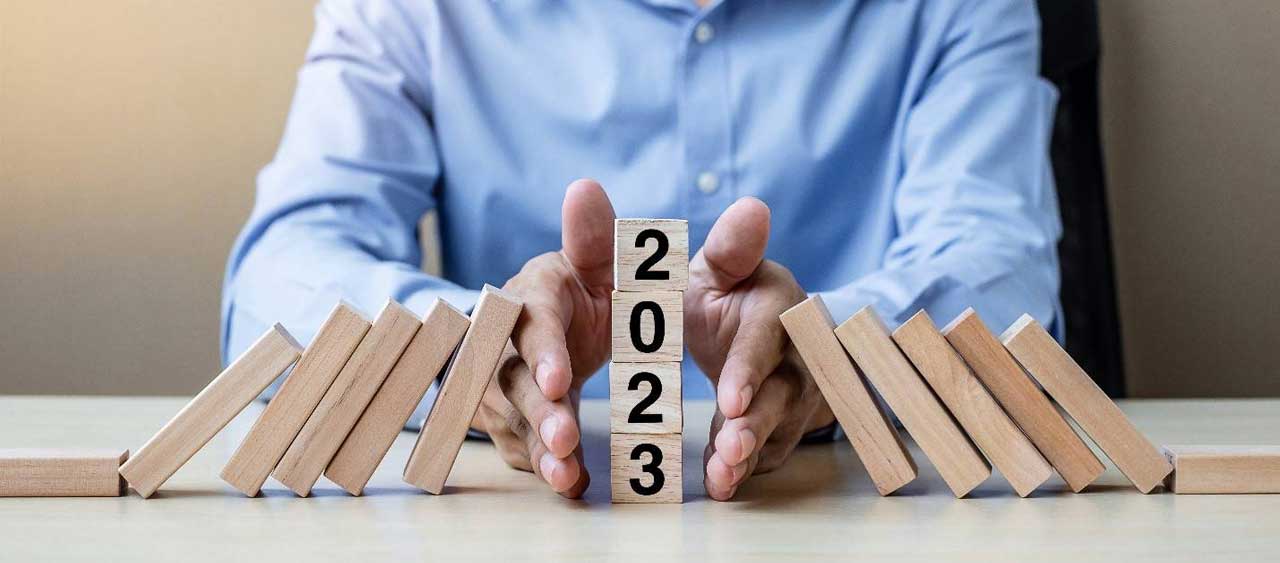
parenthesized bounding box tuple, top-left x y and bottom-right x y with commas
(1, 1, 1277, 397)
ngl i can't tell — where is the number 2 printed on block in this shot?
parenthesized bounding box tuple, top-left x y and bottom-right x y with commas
(610, 362, 682, 434)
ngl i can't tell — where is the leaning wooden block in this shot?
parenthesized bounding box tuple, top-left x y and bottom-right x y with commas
(611, 290, 683, 363)
(325, 299, 470, 496)
(273, 300, 421, 496)
(835, 307, 991, 498)
(893, 311, 1052, 497)
(220, 302, 371, 496)
(0, 449, 129, 497)
(119, 324, 302, 498)
(610, 362, 682, 435)
(1163, 446, 1280, 494)
(404, 285, 523, 494)
(778, 296, 917, 495)
(942, 309, 1104, 492)
(611, 433, 682, 504)
(1002, 315, 1172, 493)
(614, 218, 689, 292)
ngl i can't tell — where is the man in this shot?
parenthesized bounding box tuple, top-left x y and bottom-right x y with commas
(223, 0, 1062, 501)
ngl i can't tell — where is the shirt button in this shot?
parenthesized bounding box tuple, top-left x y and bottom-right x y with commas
(696, 172, 720, 194)
(694, 22, 715, 44)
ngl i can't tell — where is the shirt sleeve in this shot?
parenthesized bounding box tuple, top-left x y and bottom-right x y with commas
(818, 0, 1065, 339)
(220, 0, 478, 375)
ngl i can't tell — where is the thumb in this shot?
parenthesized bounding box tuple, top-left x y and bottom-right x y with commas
(690, 197, 771, 292)
(560, 178, 616, 289)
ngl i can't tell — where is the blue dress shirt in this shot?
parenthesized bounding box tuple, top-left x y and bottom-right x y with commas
(222, 0, 1063, 421)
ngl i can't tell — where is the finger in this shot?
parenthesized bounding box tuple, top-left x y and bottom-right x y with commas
(702, 409, 737, 501)
(706, 374, 795, 494)
(509, 296, 573, 400)
(557, 444, 591, 500)
(716, 316, 788, 418)
(689, 197, 770, 293)
(560, 179, 617, 290)
(497, 345, 581, 459)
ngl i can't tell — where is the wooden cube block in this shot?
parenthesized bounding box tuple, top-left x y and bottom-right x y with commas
(611, 433, 682, 504)
(614, 219, 689, 292)
(1002, 315, 1173, 493)
(611, 290, 683, 363)
(835, 307, 991, 498)
(0, 449, 128, 497)
(272, 300, 421, 497)
(119, 324, 302, 498)
(893, 310, 1052, 497)
(942, 308, 1104, 492)
(778, 296, 917, 496)
(404, 285, 523, 494)
(325, 299, 470, 496)
(1163, 446, 1280, 494)
(220, 302, 371, 497)
(610, 362, 682, 434)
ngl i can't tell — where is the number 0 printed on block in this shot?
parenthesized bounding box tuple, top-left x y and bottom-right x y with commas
(610, 362, 682, 434)
(611, 291, 683, 362)
(610, 433, 682, 504)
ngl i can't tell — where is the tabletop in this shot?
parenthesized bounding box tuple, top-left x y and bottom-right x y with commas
(0, 396, 1277, 561)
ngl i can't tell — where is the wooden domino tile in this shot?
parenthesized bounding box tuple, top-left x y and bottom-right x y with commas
(1163, 446, 1280, 494)
(893, 311, 1052, 497)
(119, 324, 302, 498)
(835, 307, 991, 498)
(325, 299, 470, 496)
(610, 290, 683, 363)
(404, 285, 523, 494)
(1002, 315, 1173, 493)
(614, 219, 689, 292)
(942, 309, 1104, 492)
(273, 300, 421, 497)
(0, 449, 129, 497)
(220, 302, 371, 497)
(779, 296, 918, 495)
(611, 433, 682, 504)
(610, 362, 682, 435)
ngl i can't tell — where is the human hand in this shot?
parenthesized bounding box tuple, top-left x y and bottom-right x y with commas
(683, 198, 836, 501)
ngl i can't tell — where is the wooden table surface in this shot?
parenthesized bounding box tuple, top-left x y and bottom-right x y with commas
(1, 396, 1277, 561)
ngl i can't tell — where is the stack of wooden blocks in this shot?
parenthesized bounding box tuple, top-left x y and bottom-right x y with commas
(609, 219, 687, 504)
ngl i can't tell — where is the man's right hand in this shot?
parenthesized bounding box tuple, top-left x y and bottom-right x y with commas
(471, 179, 615, 498)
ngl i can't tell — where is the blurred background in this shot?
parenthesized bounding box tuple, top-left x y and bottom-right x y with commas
(2, 1, 1277, 398)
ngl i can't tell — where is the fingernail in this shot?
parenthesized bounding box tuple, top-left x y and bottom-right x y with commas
(539, 453, 559, 483)
(540, 416, 560, 446)
(737, 428, 757, 458)
(738, 386, 754, 412)
(535, 360, 553, 392)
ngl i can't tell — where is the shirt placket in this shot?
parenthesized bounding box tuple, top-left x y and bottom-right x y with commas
(678, 7, 734, 243)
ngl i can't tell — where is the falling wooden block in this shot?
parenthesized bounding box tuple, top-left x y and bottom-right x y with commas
(611, 290, 683, 363)
(778, 296, 917, 495)
(1163, 446, 1280, 494)
(611, 433, 682, 504)
(610, 362, 682, 435)
(272, 300, 421, 496)
(835, 307, 991, 498)
(942, 309, 1104, 492)
(0, 449, 129, 497)
(119, 325, 302, 498)
(325, 299, 470, 496)
(404, 285, 523, 494)
(614, 218, 689, 292)
(893, 311, 1052, 497)
(220, 302, 371, 497)
(1002, 315, 1173, 493)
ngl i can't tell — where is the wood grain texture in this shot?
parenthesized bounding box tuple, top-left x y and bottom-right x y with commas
(779, 296, 917, 495)
(0, 449, 128, 497)
(893, 311, 1052, 497)
(404, 285, 523, 494)
(119, 324, 302, 498)
(614, 218, 689, 292)
(942, 309, 1104, 492)
(273, 300, 420, 497)
(1163, 446, 1280, 494)
(836, 307, 990, 498)
(611, 290, 683, 363)
(220, 302, 371, 496)
(610, 433, 682, 504)
(325, 299, 469, 496)
(1002, 315, 1173, 493)
(609, 362, 682, 434)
